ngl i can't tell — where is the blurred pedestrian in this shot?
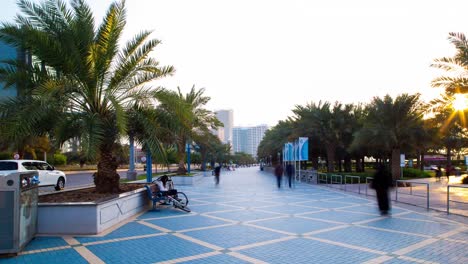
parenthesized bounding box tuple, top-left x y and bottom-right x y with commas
(435, 165, 442, 181)
(274, 163, 284, 188)
(445, 164, 452, 181)
(286, 163, 294, 188)
(214, 163, 221, 185)
(372, 164, 392, 215)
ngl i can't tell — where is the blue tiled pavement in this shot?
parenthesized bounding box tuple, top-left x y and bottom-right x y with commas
(22, 237, 68, 251)
(75, 222, 162, 244)
(238, 238, 380, 263)
(2, 167, 468, 263)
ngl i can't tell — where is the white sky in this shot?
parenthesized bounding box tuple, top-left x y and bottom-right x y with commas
(2, 0, 467, 126)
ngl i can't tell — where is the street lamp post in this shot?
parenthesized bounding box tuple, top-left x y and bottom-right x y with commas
(126, 135, 137, 181)
(145, 150, 152, 183)
(186, 143, 191, 174)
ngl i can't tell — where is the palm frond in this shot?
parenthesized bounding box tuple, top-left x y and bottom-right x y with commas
(93, 0, 126, 84)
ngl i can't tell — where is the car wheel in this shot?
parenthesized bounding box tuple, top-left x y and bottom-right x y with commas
(55, 177, 65, 191)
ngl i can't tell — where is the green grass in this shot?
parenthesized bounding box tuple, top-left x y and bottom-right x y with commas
(402, 168, 433, 179)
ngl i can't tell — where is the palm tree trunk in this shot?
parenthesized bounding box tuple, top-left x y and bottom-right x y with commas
(416, 150, 422, 169)
(201, 151, 207, 171)
(344, 154, 351, 172)
(94, 149, 120, 193)
(391, 148, 401, 181)
(177, 159, 186, 174)
(420, 151, 425, 171)
(312, 154, 318, 170)
(177, 147, 187, 174)
(447, 147, 452, 166)
(326, 145, 335, 172)
(361, 156, 365, 172)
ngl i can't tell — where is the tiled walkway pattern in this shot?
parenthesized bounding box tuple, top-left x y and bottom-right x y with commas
(2, 167, 468, 263)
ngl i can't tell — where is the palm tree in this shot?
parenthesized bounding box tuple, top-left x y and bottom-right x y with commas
(0, 0, 174, 193)
(431, 32, 468, 94)
(292, 101, 349, 173)
(155, 86, 221, 174)
(353, 94, 426, 181)
(195, 131, 222, 171)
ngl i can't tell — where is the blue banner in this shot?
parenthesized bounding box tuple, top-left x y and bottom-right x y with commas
(299, 137, 309, 161)
(294, 140, 299, 161)
(283, 144, 288, 162)
(288, 142, 294, 161)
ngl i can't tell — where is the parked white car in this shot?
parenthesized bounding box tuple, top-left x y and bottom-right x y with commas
(0, 159, 66, 191)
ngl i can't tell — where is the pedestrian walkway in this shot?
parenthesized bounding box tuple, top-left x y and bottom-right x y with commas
(2, 167, 467, 263)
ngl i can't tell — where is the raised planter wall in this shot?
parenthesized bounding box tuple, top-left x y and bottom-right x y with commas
(38, 187, 148, 235)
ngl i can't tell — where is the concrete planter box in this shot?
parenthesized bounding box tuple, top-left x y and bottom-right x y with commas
(171, 173, 204, 185)
(37, 185, 148, 235)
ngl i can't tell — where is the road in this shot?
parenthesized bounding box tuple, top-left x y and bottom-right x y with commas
(39, 169, 145, 193)
(65, 169, 145, 188)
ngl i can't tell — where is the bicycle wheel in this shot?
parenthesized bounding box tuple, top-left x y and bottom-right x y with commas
(172, 192, 190, 212)
(176, 192, 189, 206)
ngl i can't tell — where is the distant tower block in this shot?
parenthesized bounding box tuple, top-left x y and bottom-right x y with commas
(215, 109, 234, 151)
(233, 124, 268, 158)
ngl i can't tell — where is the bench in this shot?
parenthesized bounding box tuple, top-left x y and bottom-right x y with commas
(145, 184, 163, 210)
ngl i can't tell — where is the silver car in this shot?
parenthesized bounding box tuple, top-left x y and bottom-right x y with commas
(0, 159, 66, 191)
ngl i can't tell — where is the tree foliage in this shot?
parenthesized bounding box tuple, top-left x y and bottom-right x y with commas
(0, 0, 174, 192)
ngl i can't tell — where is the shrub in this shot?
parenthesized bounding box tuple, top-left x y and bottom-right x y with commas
(0, 152, 12, 160)
(462, 176, 468, 184)
(47, 153, 67, 166)
(402, 168, 431, 178)
(63, 152, 81, 164)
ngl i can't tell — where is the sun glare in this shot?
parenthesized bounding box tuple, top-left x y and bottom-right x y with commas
(452, 94, 468, 111)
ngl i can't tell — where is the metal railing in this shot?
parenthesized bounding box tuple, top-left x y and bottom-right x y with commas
(302, 170, 317, 184)
(304, 173, 467, 216)
(318, 173, 327, 184)
(395, 180, 430, 209)
(447, 185, 468, 214)
(344, 175, 361, 194)
(329, 174, 343, 190)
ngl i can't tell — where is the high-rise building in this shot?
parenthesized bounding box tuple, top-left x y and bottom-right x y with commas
(232, 124, 268, 158)
(214, 109, 233, 146)
(0, 41, 20, 98)
(211, 126, 225, 143)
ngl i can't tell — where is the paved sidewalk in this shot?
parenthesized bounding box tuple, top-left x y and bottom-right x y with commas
(2, 167, 467, 263)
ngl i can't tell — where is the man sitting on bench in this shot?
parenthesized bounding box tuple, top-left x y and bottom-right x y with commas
(155, 175, 177, 196)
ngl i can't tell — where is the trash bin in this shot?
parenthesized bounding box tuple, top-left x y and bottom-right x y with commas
(0, 171, 39, 255)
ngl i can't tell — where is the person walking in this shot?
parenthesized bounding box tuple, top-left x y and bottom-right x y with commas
(214, 163, 221, 185)
(372, 164, 392, 215)
(435, 165, 442, 182)
(274, 163, 284, 188)
(286, 163, 294, 188)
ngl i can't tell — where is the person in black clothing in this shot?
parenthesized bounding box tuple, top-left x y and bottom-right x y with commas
(214, 164, 221, 185)
(372, 164, 392, 215)
(435, 165, 442, 181)
(274, 163, 284, 188)
(286, 163, 294, 188)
